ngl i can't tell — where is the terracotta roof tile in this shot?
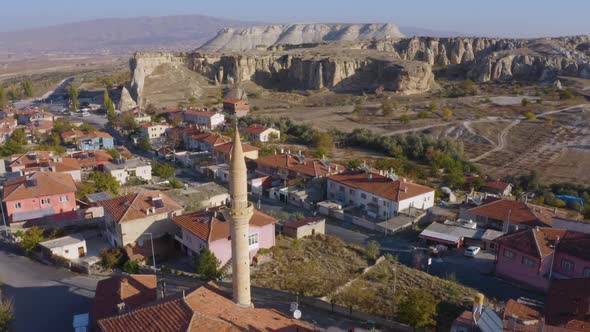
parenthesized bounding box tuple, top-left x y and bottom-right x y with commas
(483, 181, 512, 192)
(172, 208, 277, 242)
(556, 231, 590, 261)
(98, 191, 183, 224)
(61, 129, 84, 139)
(81, 131, 113, 139)
(546, 278, 590, 331)
(284, 216, 324, 229)
(328, 170, 434, 202)
(256, 154, 345, 178)
(469, 199, 559, 227)
(53, 158, 81, 172)
(2, 172, 76, 201)
(503, 299, 541, 322)
(212, 141, 258, 155)
(495, 227, 567, 258)
(243, 124, 272, 136)
(70, 150, 113, 168)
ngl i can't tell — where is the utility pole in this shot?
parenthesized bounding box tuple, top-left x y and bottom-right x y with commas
(0, 201, 7, 239)
(392, 264, 397, 318)
(142, 232, 156, 273)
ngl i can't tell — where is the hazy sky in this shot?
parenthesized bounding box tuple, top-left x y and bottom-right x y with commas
(1, 0, 588, 37)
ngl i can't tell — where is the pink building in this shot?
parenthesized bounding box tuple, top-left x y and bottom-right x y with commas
(494, 227, 590, 292)
(2, 172, 77, 224)
(172, 208, 277, 266)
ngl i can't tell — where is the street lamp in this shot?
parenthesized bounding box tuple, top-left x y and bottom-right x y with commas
(141, 232, 156, 272)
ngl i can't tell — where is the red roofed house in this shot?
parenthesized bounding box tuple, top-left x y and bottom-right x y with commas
(61, 129, 84, 144)
(96, 283, 314, 332)
(186, 132, 230, 152)
(465, 199, 561, 233)
(243, 124, 280, 142)
(172, 208, 277, 266)
(546, 278, 590, 331)
(327, 170, 435, 220)
(97, 191, 183, 248)
(2, 172, 77, 224)
(222, 98, 250, 117)
(8, 151, 82, 181)
(255, 153, 345, 183)
(494, 228, 590, 292)
(212, 141, 259, 163)
(90, 275, 157, 331)
(482, 180, 513, 197)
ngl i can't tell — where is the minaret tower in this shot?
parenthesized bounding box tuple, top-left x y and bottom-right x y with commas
(222, 126, 253, 307)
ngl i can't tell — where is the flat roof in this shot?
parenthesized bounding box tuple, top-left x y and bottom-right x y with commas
(40, 233, 85, 249)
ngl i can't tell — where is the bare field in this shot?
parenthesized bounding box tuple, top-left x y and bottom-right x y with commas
(542, 148, 590, 185)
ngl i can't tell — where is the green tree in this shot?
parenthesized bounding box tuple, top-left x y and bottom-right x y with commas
(79, 123, 97, 133)
(8, 84, 18, 101)
(428, 102, 438, 111)
(521, 98, 530, 107)
(153, 161, 176, 179)
(22, 80, 34, 98)
(442, 108, 453, 121)
(10, 128, 27, 145)
(0, 294, 14, 332)
(525, 111, 537, 121)
(168, 177, 184, 189)
(381, 100, 393, 117)
(196, 248, 221, 281)
(16, 226, 45, 253)
(89, 171, 119, 194)
(347, 159, 362, 169)
(144, 103, 158, 115)
(417, 110, 431, 119)
(122, 260, 141, 274)
(399, 115, 411, 123)
(138, 136, 151, 151)
(311, 131, 334, 152)
(99, 248, 126, 270)
(365, 241, 381, 261)
(545, 116, 554, 126)
(352, 103, 364, 115)
(104, 90, 116, 122)
(105, 148, 121, 160)
(397, 289, 438, 329)
(0, 86, 7, 108)
(68, 84, 79, 112)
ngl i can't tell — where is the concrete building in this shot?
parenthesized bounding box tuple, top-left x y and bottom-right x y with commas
(140, 122, 171, 140)
(78, 132, 115, 151)
(183, 110, 225, 129)
(97, 191, 183, 247)
(481, 180, 513, 197)
(327, 170, 435, 220)
(104, 158, 152, 185)
(281, 217, 325, 239)
(223, 99, 250, 117)
(39, 233, 87, 260)
(243, 124, 280, 143)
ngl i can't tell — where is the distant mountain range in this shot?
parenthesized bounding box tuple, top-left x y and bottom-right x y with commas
(0, 15, 469, 55)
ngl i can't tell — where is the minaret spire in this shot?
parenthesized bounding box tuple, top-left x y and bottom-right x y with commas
(223, 124, 253, 307)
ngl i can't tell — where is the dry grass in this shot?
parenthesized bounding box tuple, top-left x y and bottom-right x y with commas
(252, 235, 370, 297)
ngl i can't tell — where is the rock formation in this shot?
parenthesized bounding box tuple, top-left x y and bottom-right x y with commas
(198, 23, 405, 52)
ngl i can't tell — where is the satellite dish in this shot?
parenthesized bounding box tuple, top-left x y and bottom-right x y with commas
(290, 302, 298, 312)
(293, 309, 302, 320)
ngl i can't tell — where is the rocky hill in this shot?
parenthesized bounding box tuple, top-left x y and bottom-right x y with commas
(124, 35, 590, 109)
(198, 23, 405, 51)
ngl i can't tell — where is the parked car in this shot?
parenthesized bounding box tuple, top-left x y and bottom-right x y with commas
(464, 246, 481, 257)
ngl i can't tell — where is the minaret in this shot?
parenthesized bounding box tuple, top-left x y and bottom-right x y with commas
(222, 126, 253, 307)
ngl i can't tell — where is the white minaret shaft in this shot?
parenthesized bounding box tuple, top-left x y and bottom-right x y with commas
(225, 126, 253, 307)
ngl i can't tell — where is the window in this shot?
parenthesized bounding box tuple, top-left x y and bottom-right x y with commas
(329, 183, 334, 189)
(339, 186, 344, 192)
(503, 249, 515, 259)
(372, 197, 378, 203)
(248, 233, 259, 246)
(41, 198, 51, 205)
(14, 202, 21, 209)
(584, 267, 590, 277)
(522, 257, 534, 267)
(349, 189, 354, 194)
(59, 195, 68, 202)
(562, 259, 574, 272)
(361, 193, 367, 199)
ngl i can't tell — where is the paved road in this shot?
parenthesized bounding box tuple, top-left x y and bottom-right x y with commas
(0, 242, 102, 332)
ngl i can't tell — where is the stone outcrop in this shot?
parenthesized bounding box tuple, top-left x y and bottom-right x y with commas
(199, 23, 405, 51)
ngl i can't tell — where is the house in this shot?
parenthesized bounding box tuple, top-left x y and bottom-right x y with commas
(2, 172, 77, 224)
(61, 129, 85, 144)
(78, 132, 115, 151)
(212, 141, 259, 164)
(17, 109, 53, 124)
(103, 158, 152, 185)
(172, 208, 277, 266)
(327, 170, 435, 219)
(223, 98, 250, 117)
(91, 275, 157, 331)
(243, 124, 280, 142)
(183, 110, 225, 129)
(545, 278, 590, 331)
(464, 199, 562, 233)
(482, 180, 513, 196)
(0, 126, 14, 145)
(129, 108, 152, 123)
(494, 228, 590, 292)
(70, 150, 113, 172)
(139, 122, 171, 140)
(24, 120, 54, 138)
(281, 217, 325, 239)
(186, 132, 230, 152)
(39, 233, 87, 260)
(255, 153, 345, 183)
(419, 220, 504, 250)
(97, 191, 183, 247)
(7, 151, 82, 181)
(96, 283, 313, 332)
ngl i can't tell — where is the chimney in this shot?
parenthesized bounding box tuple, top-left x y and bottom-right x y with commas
(553, 207, 557, 214)
(116, 302, 126, 314)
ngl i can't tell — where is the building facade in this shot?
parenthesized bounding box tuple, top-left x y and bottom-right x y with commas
(104, 158, 152, 185)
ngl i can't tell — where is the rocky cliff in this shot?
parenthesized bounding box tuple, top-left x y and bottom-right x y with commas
(198, 23, 405, 51)
(128, 35, 590, 107)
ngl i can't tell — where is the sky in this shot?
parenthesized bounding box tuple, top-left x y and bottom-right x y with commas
(0, 0, 588, 37)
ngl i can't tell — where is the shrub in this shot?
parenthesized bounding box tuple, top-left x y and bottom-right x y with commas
(17, 226, 45, 253)
(195, 248, 221, 281)
(168, 177, 184, 189)
(100, 248, 127, 270)
(521, 98, 530, 107)
(525, 111, 537, 121)
(559, 88, 574, 100)
(442, 108, 453, 121)
(397, 289, 438, 329)
(122, 260, 141, 274)
(417, 110, 431, 119)
(0, 295, 14, 332)
(365, 241, 381, 261)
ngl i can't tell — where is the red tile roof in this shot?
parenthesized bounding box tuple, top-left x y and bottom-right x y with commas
(91, 275, 157, 329)
(98, 191, 183, 224)
(190, 132, 230, 146)
(185, 110, 217, 118)
(483, 180, 512, 192)
(495, 227, 566, 258)
(546, 278, 590, 331)
(503, 299, 541, 322)
(2, 172, 76, 201)
(212, 141, 258, 155)
(70, 150, 113, 168)
(556, 230, 590, 261)
(243, 124, 272, 136)
(53, 158, 81, 172)
(172, 208, 277, 242)
(328, 170, 434, 202)
(61, 129, 84, 140)
(256, 154, 345, 178)
(98, 283, 315, 332)
(284, 216, 325, 229)
(469, 199, 560, 227)
(81, 131, 113, 139)
(9, 151, 55, 169)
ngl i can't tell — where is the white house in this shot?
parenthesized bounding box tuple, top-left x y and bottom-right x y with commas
(140, 122, 171, 140)
(40, 234, 87, 260)
(327, 170, 435, 220)
(104, 158, 152, 184)
(243, 124, 280, 143)
(183, 111, 225, 129)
